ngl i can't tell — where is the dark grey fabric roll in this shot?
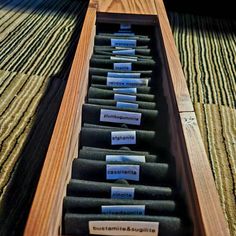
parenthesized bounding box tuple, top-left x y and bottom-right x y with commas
(92, 54, 152, 61)
(94, 48, 151, 57)
(64, 214, 192, 236)
(63, 196, 178, 216)
(98, 33, 149, 38)
(87, 98, 157, 110)
(79, 127, 159, 150)
(66, 179, 174, 200)
(90, 58, 155, 70)
(89, 67, 153, 77)
(90, 84, 153, 94)
(72, 159, 171, 185)
(82, 104, 158, 130)
(78, 149, 162, 163)
(94, 45, 150, 50)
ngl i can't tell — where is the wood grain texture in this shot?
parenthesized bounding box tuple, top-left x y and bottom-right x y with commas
(24, 6, 96, 236)
(180, 112, 230, 236)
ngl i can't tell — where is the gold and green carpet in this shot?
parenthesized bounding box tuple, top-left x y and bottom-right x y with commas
(169, 12, 236, 235)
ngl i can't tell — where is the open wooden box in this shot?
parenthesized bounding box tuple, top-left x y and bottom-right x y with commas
(24, 0, 230, 235)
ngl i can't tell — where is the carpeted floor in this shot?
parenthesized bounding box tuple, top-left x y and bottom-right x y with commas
(0, 0, 88, 235)
(169, 12, 236, 235)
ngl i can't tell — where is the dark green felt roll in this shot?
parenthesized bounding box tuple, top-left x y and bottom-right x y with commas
(90, 58, 155, 70)
(82, 104, 158, 130)
(72, 159, 171, 185)
(78, 149, 162, 163)
(87, 98, 157, 110)
(64, 214, 192, 236)
(98, 33, 149, 38)
(94, 48, 151, 56)
(90, 84, 152, 94)
(89, 67, 153, 77)
(79, 127, 158, 150)
(94, 35, 150, 46)
(90, 75, 152, 87)
(92, 54, 152, 62)
(63, 196, 178, 216)
(66, 179, 174, 200)
(94, 45, 150, 51)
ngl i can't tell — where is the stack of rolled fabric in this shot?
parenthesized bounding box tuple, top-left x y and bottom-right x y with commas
(63, 23, 192, 236)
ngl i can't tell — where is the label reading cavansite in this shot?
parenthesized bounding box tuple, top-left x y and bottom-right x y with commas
(100, 109, 141, 126)
(89, 221, 159, 236)
(113, 62, 132, 71)
(111, 131, 136, 145)
(111, 186, 135, 199)
(106, 164, 140, 181)
(101, 205, 145, 215)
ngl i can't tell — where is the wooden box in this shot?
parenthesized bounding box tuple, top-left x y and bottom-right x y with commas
(24, 0, 230, 235)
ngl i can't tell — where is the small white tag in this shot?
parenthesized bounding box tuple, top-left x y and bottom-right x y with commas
(116, 102, 139, 109)
(107, 78, 148, 87)
(111, 187, 135, 199)
(114, 94, 137, 102)
(107, 72, 140, 78)
(120, 24, 131, 30)
(111, 131, 136, 145)
(101, 205, 145, 215)
(114, 62, 132, 71)
(110, 56, 137, 62)
(106, 155, 145, 163)
(114, 32, 135, 36)
(112, 49, 135, 55)
(113, 88, 137, 93)
(89, 221, 159, 236)
(111, 39, 137, 48)
(106, 164, 140, 181)
(100, 109, 141, 125)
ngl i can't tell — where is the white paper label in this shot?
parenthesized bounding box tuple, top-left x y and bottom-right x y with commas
(101, 205, 145, 215)
(113, 88, 137, 93)
(114, 94, 137, 102)
(89, 221, 159, 236)
(111, 39, 137, 48)
(106, 164, 140, 181)
(111, 56, 137, 62)
(107, 78, 148, 87)
(116, 102, 139, 109)
(111, 131, 136, 145)
(106, 155, 145, 163)
(100, 109, 141, 125)
(107, 72, 140, 78)
(112, 49, 135, 55)
(114, 63, 132, 71)
(120, 24, 131, 30)
(111, 187, 135, 199)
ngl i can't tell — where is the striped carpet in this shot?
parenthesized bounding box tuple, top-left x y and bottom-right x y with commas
(169, 12, 236, 235)
(0, 0, 88, 235)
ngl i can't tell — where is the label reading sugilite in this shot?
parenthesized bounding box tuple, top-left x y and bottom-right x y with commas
(110, 56, 137, 62)
(111, 131, 136, 145)
(114, 93, 137, 102)
(101, 205, 145, 215)
(107, 78, 148, 87)
(106, 164, 140, 181)
(113, 88, 137, 93)
(111, 186, 135, 199)
(106, 155, 145, 163)
(111, 39, 137, 48)
(116, 102, 139, 109)
(107, 72, 140, 78)
(113, 62, 132, 71)
(112, 49, 136, 55)
(89, 221, 159, 236)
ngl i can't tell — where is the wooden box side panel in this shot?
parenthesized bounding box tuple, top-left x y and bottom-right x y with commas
(24, 7, 96, 236)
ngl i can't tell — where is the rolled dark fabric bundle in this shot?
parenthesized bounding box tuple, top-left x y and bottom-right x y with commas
(87, 98, 157, 110)
(94, 45, 150, 50)
(81, 146, 150, 155)
(90, 75, 152, 87)
(94, 48, 151, 56)
(90, 84, 153, 94)
(92, 54, 152, 61)
(64, 214, 192, 236)
(63, 196, 178, 216)
(79, 127, 158, 150)
(90, 58, 155, 70)
(66, 179, 174, 200)
(89, 67, 153, 77)
(82, 104, 158, 130)
(78, 149, 162, 163)
(94, 35, 151, 46)
(71, 159, 172, 185)
(98, 33, 149, 38)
